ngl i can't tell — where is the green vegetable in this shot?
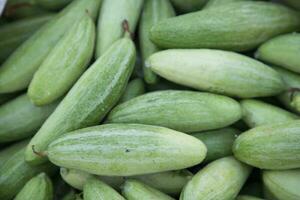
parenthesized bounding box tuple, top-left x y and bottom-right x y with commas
(180, 156, 252, 200)
(139, 0, 175, 84)
(191, 127, 239, 162)
(0, 143, 57, 200)
(48, 124, 207, 176)
(0, 139, 28, 164)
(204, 0, 250, 9)
(25, 36, 136, 165)
(122, 179, 175, 200)
(0, 0, 101, 93)
(119, 78, 145, 103)
(233, 120, 300, 169)
(60, 167, 191, 195)
(256, 33, 300, 74)
(0, 14, 53, 64)
(150, 2, 300, 51)
(96, 0, 143, 57)
(147, 49, 285, 98)
(0, 94, 58, 143)
(108, 90, 241, 132)
(28, 14, 95, 106)
(14, 173, 53, 200)
(241, 99, 298, 128)
(83, 178, 125, 200)
(263, 169, 300, 200)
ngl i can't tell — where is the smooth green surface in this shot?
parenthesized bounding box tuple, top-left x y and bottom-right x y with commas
(263, 169, 300, 200)
(14, 173, 53, 200)
(0, 94, 58, 143)
(256, 33, 300, 74)
(0, 139, 28, 164)
(0, 14, 53, 64)
(192, 127, 239, 162)
(147, 49, 285, 98)
(139, 0, 175, 84)
(48, 124, 207, 176)
(108, 90, 241, 132)
(180, 157, 251, 200)
(204, 0, 249, 8)
(119, 78, 145, 103)
(96, 0, 143, 57)
(0, 144, 56, 200)
(0, 0, 101, 93)
(28, 14, 95, 106)
(241, 99, 298, 128)
(122, 179, 175, 200)
(150, 2, 300, 51)
(233, 120, 300, 169)
(84, 178, 125, 200)
(25, 37, 136, 165)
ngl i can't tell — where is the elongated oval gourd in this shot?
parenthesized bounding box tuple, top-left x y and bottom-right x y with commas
(60, 167, 191, 195)
(0, 14, 53, 64)
(0, 144, 57, 200)
(28, 14, 95, 106)
(0, 0, 101, 93)
(150, 2, 300, 51)
(139, 0, 175, 84)
(233, 120, 300, 169)
(147, 49, 284, 98)
(191, 127, 240, 162)
(240, 99, 298, 128)
(14, 173, 53, 200)
(48, 124, 207, 176)
(0, 94, 58, 143)
(256, 33, 300, 74)
(108, 90, 241, 132)
(34, 0, 73, 11)
(25, 36, 136, 165)
(84, 178, 125, 200)
(170, 0, 207, 13)
(96, 0, 143, 58)
(122, 179, 175, 200)
(236, 196, 265, 200)
(180, 156, 252, 200)
(263, 169, 300, 200)
(284, 0, 300, 10)
(119, 78, 145, 103)
(204, 0, 249, 9)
